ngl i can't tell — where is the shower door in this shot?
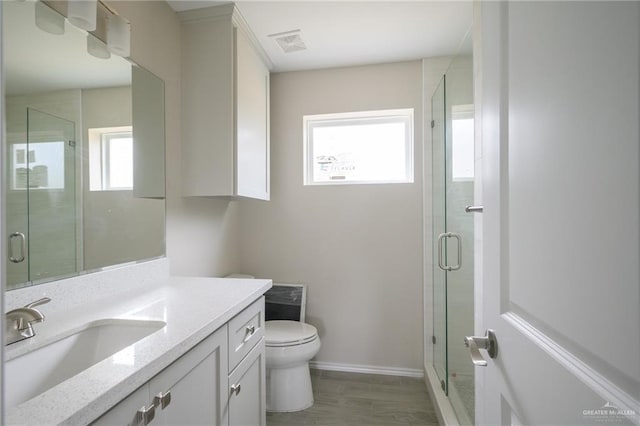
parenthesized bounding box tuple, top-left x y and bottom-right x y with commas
(6, 108, 77, 288)
(431, 35, 475, 425)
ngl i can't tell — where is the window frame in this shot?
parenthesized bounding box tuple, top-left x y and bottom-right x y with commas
(303, 108, 414, 186)
(100, 131, 133, 191)
(88, 126, 133, 192)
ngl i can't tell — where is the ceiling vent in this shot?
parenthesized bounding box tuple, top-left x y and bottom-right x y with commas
(268, 29, 307, 53)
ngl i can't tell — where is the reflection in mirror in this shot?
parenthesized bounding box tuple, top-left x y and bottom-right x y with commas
(4, 1, 166, 290)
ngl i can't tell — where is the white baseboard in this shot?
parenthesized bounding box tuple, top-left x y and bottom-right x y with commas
(309, 361, 424, 378)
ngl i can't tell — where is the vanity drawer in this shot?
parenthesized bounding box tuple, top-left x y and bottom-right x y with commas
(229, 297, 264, 370)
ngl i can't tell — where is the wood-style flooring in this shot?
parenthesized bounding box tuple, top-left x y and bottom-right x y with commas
(266, 369, 440, 426)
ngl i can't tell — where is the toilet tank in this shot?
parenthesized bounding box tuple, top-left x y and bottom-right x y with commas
(265, 283, 306, 323)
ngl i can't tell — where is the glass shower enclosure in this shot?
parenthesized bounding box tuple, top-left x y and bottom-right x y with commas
(6, 108, 78, 288)
(431, 33, 475, 425)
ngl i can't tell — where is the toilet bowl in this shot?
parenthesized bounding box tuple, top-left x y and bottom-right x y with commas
(265, 320, 321, 412)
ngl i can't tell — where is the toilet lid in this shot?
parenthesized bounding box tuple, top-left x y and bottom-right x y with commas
(265, 320, 318, 347)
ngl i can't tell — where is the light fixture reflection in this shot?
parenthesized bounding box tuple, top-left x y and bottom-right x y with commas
(67, 0, 97, 31)
(87, 34, 111, 59)
(35, 1, 65, 35)
(106, 14, 130, 57)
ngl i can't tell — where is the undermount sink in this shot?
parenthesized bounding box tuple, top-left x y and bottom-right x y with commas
(5, 318, 166, 409)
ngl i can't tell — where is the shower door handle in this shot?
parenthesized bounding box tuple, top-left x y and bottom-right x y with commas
(437, 232, 462, 271)
(464, 329, 498, 367)
(8, 232, 26, 263)
(465, 205, 483, 213)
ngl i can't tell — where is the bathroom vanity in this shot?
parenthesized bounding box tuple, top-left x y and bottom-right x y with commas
(3, 2, 271, 424)
(5, 259, 271, 425)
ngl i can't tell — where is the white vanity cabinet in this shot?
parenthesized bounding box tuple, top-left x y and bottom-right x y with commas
(92, 327, 228, 426)
(180, 4, 270, 200)
(227, 298, 267, 426)
(91, 385, 150, 426)
(148, 328, 228, 426)
(92, 297, 266, 426)
(228, 342, 266, 426)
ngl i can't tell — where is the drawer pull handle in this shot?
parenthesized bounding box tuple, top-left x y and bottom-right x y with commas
(231, 383, 242, 396)
(135, 404, 155, 425)
(243, 325, 256, 342)
(154, 390, 172, 410)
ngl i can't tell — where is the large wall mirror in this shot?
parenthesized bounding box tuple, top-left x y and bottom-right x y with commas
(3, 1, 166, 290)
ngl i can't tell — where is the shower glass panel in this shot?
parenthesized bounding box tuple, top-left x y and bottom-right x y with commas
(431, 32, 474, 425)
(431, 75, 448, 391)
(6, 108, 77, 287)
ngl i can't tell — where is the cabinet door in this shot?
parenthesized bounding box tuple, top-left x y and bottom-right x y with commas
(235, 27, 270, 201)
(228, 339, 266, 426)
(151, 328, 229, 426)
(91, 385, 150, 426)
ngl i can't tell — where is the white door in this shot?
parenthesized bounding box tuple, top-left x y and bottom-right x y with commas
(476, 2, 640, 425)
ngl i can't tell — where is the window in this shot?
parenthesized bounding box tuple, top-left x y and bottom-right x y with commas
(88, 126, 133, 191)
(451, 104, 474, 181)
(102, 132, 133, 190)
(303, 109, 414, 185)
(11, 141, 66, 190)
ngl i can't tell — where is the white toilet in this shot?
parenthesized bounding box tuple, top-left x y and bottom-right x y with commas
(265, 320, 320, 412)
(226, 276, 321, 412)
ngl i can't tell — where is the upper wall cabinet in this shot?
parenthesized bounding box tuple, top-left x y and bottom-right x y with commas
(180, 4, 271, 200)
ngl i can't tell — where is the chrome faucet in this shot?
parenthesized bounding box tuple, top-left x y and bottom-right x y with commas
(5, 297, 51, 345)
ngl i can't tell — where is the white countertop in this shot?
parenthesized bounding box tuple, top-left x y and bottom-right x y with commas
(6, 276, 272, 425)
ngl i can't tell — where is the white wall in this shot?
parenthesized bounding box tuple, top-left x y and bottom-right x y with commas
(238, 61, 424, 371)
(108, 1, 240, 277)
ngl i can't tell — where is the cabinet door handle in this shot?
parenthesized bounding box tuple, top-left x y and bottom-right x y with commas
(135, 404, 155, 425)
(243, 325, 256, 342)
(154, 391, 172, 410)
(230, 383, 242, 396)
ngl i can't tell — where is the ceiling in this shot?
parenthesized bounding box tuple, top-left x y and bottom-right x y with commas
(167, 1, 473, 72)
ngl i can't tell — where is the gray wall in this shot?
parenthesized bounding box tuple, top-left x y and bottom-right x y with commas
(238, 62, 425, 371)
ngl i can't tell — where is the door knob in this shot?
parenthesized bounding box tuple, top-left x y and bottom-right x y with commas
(464, 329, 498, 367)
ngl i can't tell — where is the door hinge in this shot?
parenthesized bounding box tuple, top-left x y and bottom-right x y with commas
(68, 140, 76, 147)
(432, 335, 436, 344)
(430, 120, 435, 129)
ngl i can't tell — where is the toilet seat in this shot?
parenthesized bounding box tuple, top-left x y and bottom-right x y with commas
(266, 320, 318, 347)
